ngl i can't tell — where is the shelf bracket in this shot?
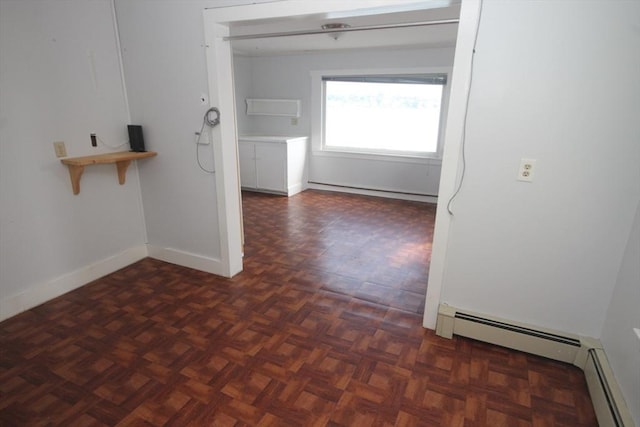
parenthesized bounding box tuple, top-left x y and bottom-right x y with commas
(116, 160, 132, 185)
(67, 165, 85, 195)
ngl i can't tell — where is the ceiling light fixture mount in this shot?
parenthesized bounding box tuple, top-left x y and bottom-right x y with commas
(321, 23, 351, 40)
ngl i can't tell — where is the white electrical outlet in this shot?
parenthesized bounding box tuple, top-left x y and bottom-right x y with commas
(517, 158, 536, 182)
(53, 141, 67, 158)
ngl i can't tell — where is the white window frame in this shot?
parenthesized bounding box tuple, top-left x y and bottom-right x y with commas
(310, 67, 452, 163)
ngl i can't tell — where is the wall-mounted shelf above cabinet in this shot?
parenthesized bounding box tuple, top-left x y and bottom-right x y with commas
(246, 98, 301, 117)
(60, 151, 157, 195)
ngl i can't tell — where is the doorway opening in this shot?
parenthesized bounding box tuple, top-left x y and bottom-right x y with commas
(203, 0, 480, 328)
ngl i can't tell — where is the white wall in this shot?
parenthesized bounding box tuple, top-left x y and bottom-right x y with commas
(114, 0, 273, 271)
(0, 0, 147, 320)
(234, 47, 454, 196)
(438, 0, 640, 338)
(601, 200, 640, 423)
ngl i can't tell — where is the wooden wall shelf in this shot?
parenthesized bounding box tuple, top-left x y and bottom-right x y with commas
(61, 151, 157, 195)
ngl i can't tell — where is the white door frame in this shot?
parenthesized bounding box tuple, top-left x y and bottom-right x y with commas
(423, 0, 482, 328)
(202, 0, 481, 328)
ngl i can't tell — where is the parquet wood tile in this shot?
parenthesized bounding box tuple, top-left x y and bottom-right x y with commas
(0, 190, 596, 425)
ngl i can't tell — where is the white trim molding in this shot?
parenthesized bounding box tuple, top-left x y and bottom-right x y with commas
(147, 245, 228, 277)
(423, 0, 483, 329)
(0, 243, 234, 323)
(0, 246, 148, 322)
(309, 66, 452, 160)
(203, 17, 244, 279)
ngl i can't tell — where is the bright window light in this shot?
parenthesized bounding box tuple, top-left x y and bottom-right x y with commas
(323, 76, 445, 156)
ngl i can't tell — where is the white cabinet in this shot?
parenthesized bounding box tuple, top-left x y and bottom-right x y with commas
(238, 136, 308, 196)
(238, 142, 257, 188)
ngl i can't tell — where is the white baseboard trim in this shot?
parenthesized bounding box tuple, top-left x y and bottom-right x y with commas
(147, 245, 228, 277)
(0, 245, 148, 322)
(306, 182, 438, 203)
(287, 182, 304, 196)
(436, 304, 635, 426)
(1, 245, 230, 323)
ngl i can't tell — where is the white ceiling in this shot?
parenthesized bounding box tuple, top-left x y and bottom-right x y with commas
(229, 3, 461, 56)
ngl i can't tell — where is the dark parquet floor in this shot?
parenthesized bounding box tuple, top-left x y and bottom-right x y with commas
(241, 190, 435, 315)
(0, 190, 597, 426)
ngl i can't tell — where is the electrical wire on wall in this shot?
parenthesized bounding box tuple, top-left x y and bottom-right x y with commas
(446, 0, 484, 216)
(194, 107, 220, 174)
(96, 134, 128, 149)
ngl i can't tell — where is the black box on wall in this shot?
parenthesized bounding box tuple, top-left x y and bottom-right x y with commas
(128, 125, 146, 152)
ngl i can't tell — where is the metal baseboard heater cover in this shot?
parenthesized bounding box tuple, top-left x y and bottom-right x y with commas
(436, 304, 635, 427)
(584, 348, 635, 427)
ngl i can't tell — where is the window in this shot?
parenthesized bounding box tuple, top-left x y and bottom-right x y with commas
(322, 74, 446, 157)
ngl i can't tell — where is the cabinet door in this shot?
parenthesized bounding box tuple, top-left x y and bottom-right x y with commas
(238, 142, 257, 188)
(255, 143, 286, 192)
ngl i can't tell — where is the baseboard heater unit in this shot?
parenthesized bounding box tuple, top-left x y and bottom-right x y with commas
(583, 348, 635, 427)
(307, 181, 435, 197)
(436, 304, 635, 426)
